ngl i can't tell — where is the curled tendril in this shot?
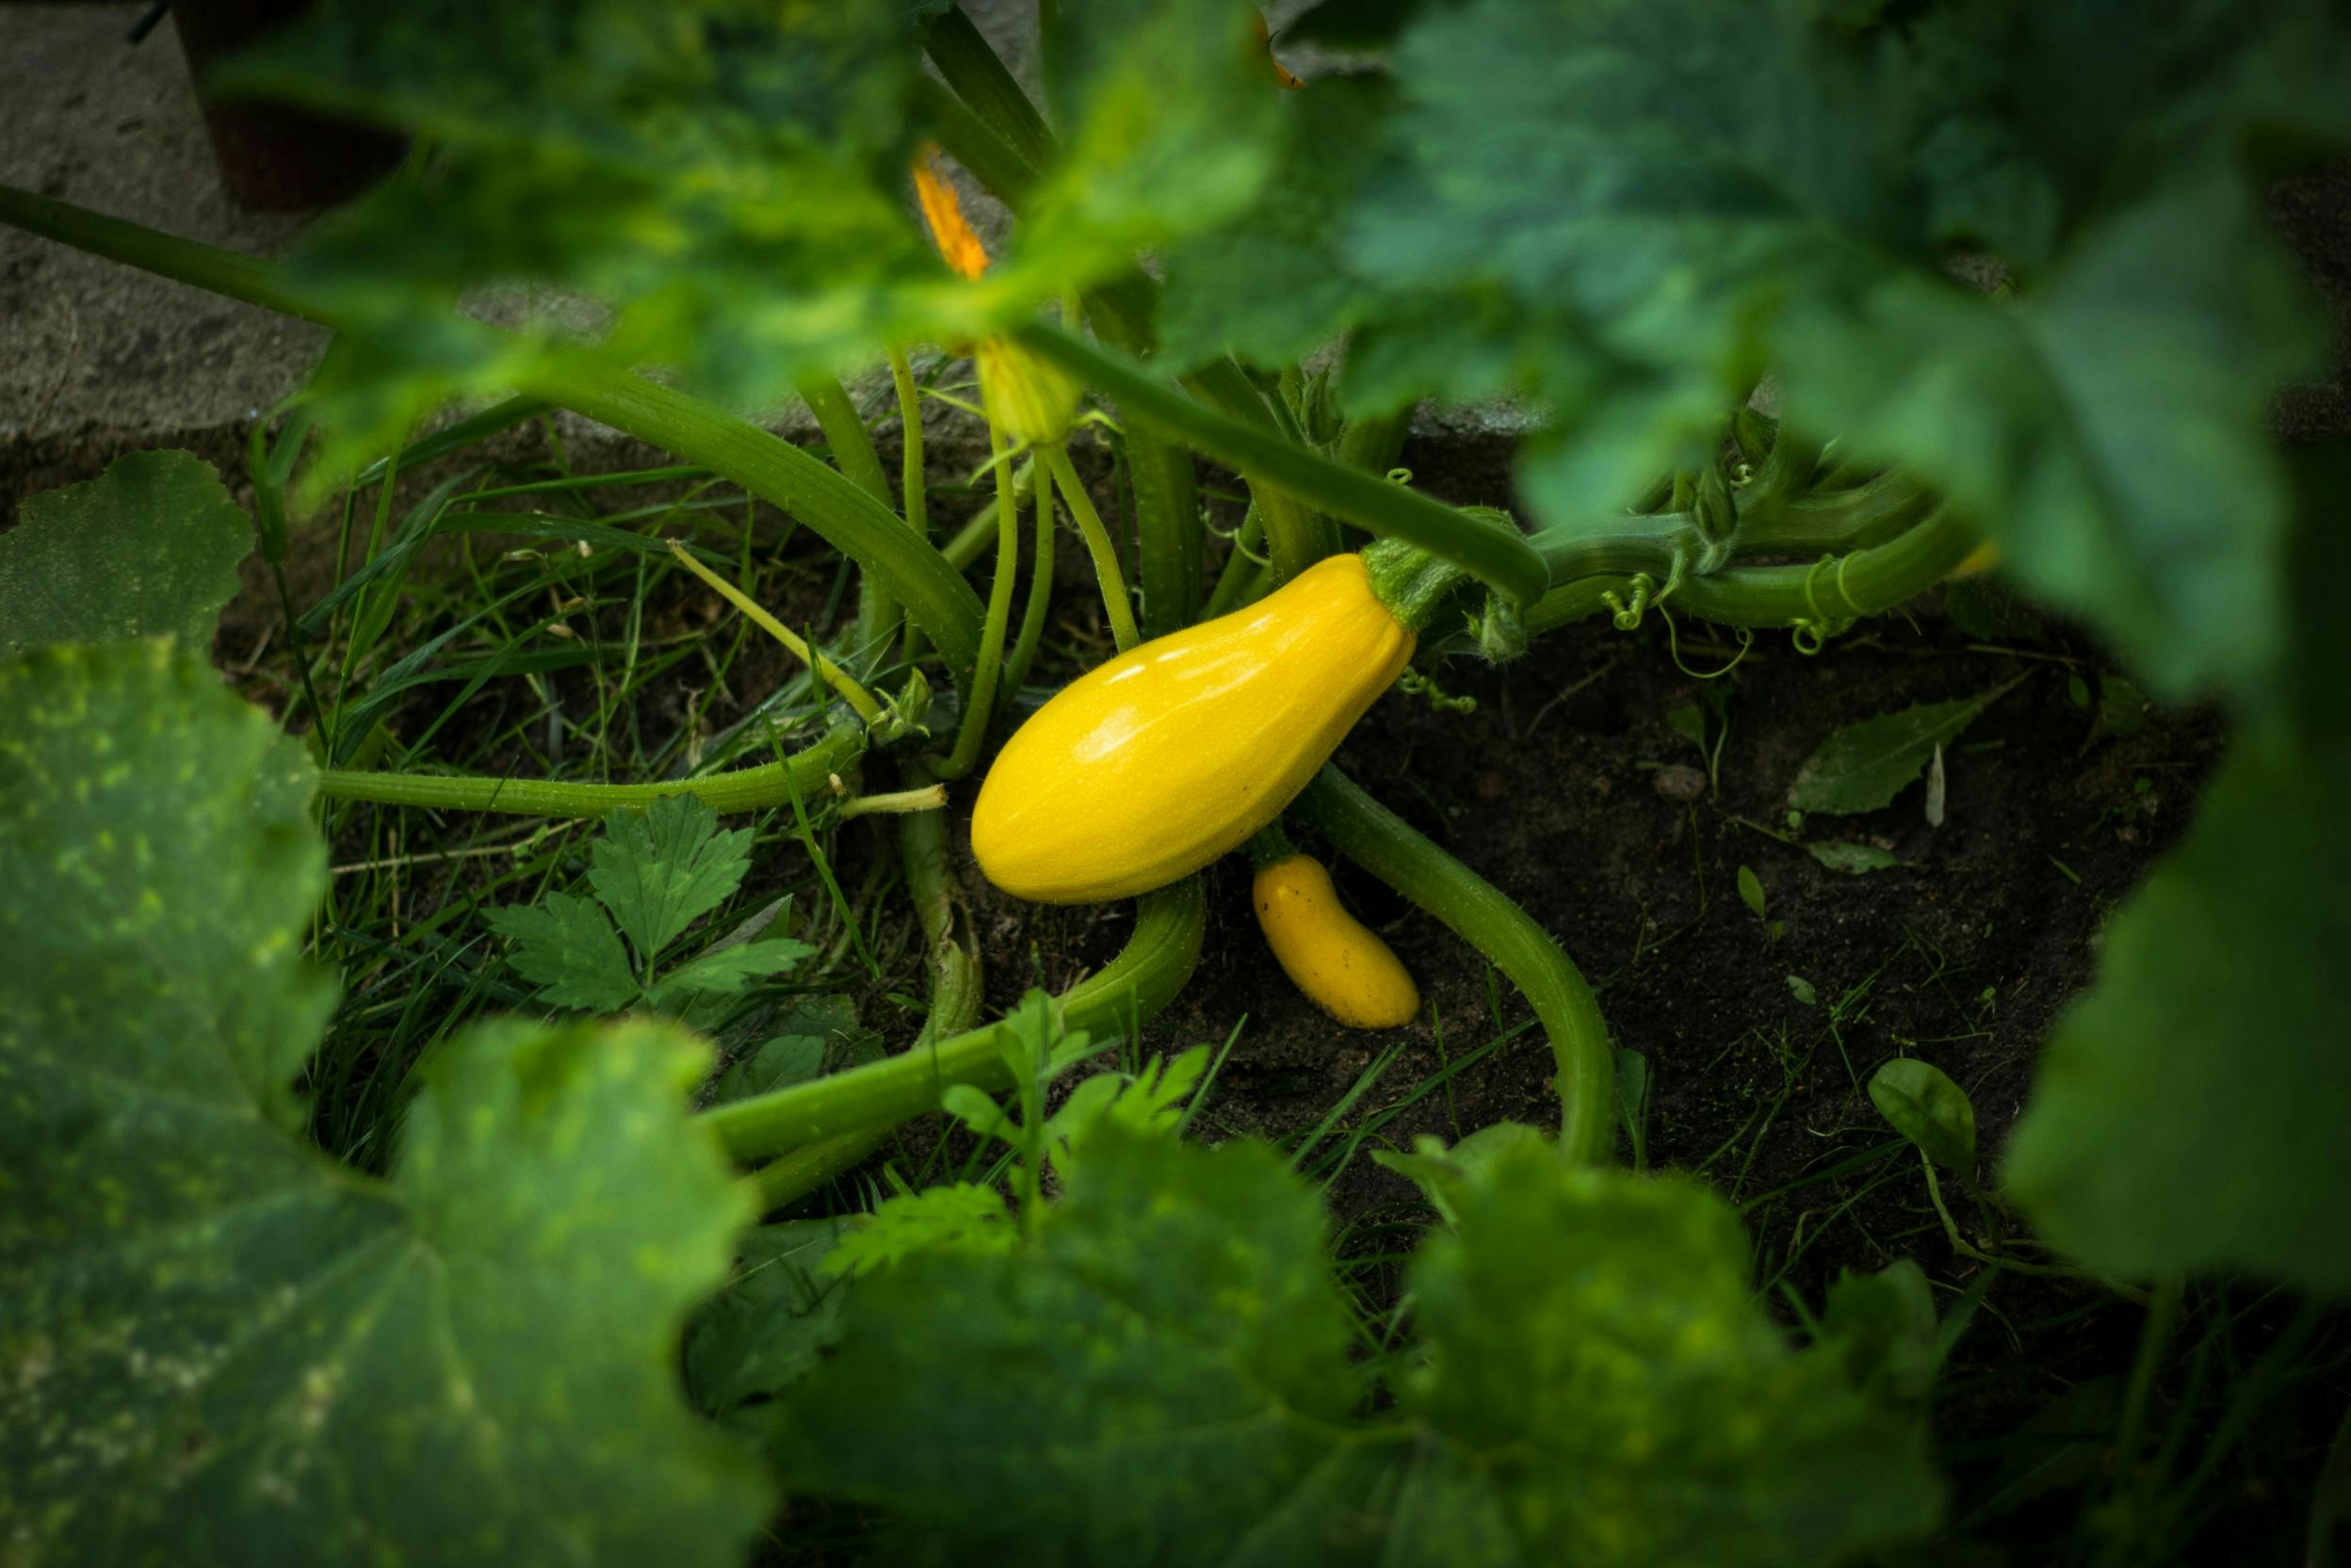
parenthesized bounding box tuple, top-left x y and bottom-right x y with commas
(1660, 608, 1753, 680)
(1400, 666, 1477, 715)
(1386, 466, 1415, 486)
(1789, 619, 1851, 655)
(1789, 551, 1860, 654)
(1602, 573, 1657, 630)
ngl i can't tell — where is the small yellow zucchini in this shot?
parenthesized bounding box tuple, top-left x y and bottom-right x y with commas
(972, 553, 1416, 903)
(1254, 852, 1419, 1029)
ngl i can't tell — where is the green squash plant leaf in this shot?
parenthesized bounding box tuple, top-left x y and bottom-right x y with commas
(773, 1126, 1940, 1565)
(0, 640, 770, 1566)
(2004, 731, 2351, 1292)
(1346, 0, 2333, 702)
(0, 449, 253, 656)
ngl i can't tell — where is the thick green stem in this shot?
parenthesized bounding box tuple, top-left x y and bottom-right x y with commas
(318, 720, 865, 816)
(1523, 509, 1975, 634)
(707, 879, 1207, 1160)
(1127, 423, 1203, 638)
(1018, 324, 1547, 604)
(799, 372, 900, 662)
(0, 184, 985, 674)
(939, 427, 1022, 779)
(1531, 513, 1711, 583)
(1295, 767, 1614, 1166)
(1044, 445, 1142, 652)
(749, 758, 983, 1209)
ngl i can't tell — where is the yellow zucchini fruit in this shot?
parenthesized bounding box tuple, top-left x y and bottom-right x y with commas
(971, 554, 1414, 903)
(1254, 852, 1419, 1029)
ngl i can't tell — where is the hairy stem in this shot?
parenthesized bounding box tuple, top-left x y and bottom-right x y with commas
(318, 721, 866, 816)
(1127, 422, 1203, 638)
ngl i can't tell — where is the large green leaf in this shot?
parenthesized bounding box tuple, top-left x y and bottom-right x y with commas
(1155, 74, 1396, 372)
(770, 1121, 1938, 1565)
(2003, 730, 2351, 1292)
(0, 640, 770, 1565)
(0, 450, 253, 655)
(219, 0, 1289, 474)
(1024, 0, 1283, 289)
(1341, 0, 2337, 699)
(1399, 1139, 1942, 1566)
(1781, 169, 2315, 701)
(218, 1, 981, 468)
(588, 792, 757, 962)
(770, 1129, 1362, 1562)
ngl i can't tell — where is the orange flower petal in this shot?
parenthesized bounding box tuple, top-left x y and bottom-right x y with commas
(912, 145, 990, 281)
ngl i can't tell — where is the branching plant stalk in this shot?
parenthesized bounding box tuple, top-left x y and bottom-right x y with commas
(748, 758, 982, 1209)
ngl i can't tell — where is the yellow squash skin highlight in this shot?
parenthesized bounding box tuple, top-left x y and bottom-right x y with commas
(971, 554, 1413, 903)
(1254, 853, 1419, 1029)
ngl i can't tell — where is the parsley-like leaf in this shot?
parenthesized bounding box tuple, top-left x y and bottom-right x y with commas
(484, 890, 640, 1011)
(588, 792, 756, 966)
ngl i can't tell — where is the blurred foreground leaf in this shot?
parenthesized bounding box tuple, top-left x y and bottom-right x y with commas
(2005, 730, 2351, 1291)
(0, 640, 769, 1566)
(0, 450, 251, 655)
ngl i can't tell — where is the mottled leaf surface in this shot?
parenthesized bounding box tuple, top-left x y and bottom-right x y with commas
(770, 1125, 1937, 1565)
(0, 450, 252, 655)
(0, 640, 769, 1566)
(1399, 1140, 1941, 1566)
(1343, 0, 2337, 698)
(772, 1131, 1359, 1562)
(1156, 75, 1396, 371)
(2004, 732, 2351, 1291)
